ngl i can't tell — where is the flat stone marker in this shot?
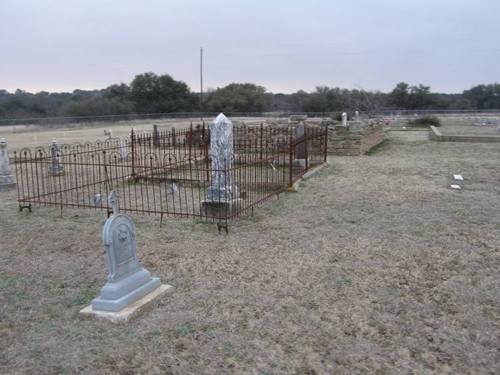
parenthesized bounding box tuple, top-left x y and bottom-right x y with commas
(0, 138, 16, 190)
(80, 192, 172, 322)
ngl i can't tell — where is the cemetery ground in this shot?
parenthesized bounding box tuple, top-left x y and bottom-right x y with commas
(0, 117, 264, 151)
(1, 131, 500, 374)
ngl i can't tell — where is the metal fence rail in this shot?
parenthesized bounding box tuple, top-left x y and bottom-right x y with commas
(14, 124, 328, 224)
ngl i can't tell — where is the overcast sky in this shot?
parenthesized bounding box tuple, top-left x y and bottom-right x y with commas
(1, 0, 499, 94)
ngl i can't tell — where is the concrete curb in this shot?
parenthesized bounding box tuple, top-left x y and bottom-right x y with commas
(430, 125, 500, 143)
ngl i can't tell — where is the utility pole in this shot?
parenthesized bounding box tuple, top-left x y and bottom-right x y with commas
(200, 47, 203, 121)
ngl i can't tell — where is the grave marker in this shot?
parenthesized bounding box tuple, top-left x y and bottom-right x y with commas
(342, 112, 348, 127)
(206, 113, 239, 202)
(0, 138, 15, 190)
(48, 139, 64, 176)
(80, 192, 172, 322)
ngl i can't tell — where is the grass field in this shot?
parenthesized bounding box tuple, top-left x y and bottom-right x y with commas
(0, 117, 266, 152)
(1, 129, 499, 374)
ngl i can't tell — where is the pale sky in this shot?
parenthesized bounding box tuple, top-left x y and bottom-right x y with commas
(1, 0, 499, 94)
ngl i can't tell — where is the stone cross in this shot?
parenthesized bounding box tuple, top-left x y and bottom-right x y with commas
(91, 210, 161, 312)
(342, 112, 348, 127)
(0, 138, 16, 190)
(48, 138, 64, 175)
(206, 113, 239, 202)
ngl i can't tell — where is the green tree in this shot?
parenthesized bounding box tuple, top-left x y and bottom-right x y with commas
(204, 83, 269, 113)
(388, 82, 410, 108)
(129, 72, 195, 113)
(463, 84, 500, 109)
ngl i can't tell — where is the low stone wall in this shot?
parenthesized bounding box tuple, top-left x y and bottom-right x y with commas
(327, 123, 385, 156)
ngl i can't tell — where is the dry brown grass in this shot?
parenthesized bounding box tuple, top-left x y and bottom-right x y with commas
(1, 132, 500, 374)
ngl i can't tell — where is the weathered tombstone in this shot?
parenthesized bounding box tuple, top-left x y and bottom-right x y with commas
(206, 113, 239, 202)
(152, 125, 160, 147)
(294, 122, 306, 168)
(355, 110, 360, 123)
(104, 129, 113, 139)
(202, 114, 240, 219)
(119, 140, 127, 161)
(171, 127, 177, 147)
(48, 139, 64, 176)
(0, 138, 16, 190)
(80, 192, 172, 322)
(342, 112, 348, 127)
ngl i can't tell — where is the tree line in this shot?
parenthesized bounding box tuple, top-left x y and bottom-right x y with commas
(1, 72, 499, 120)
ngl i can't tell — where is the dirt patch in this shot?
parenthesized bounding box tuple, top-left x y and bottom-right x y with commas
(1, 132, 499, 374)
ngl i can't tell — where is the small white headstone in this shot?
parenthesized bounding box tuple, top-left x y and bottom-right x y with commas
(342, 112, 348, 127)
(453, 174, 464, 181)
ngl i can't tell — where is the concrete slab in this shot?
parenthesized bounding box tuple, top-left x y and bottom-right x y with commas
(80, 284, 173, 323)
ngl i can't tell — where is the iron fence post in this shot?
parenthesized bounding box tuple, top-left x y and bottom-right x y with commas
(130, 128, 136, 178)
(324, 123, 329, 162)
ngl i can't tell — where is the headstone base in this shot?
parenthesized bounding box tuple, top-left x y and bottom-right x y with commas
(80, 284, 173, 323)
(201, 198, 243, 219)
(49, 169, 65, 177)
(293, 159, 306, 168)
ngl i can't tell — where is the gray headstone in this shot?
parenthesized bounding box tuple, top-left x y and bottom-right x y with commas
(355, 111, 360, 123)
(206, 113, 239, 202)
(295, 121, 306, 159)
(92, 192, 161, 312)
(48, 139, 64, 176)
(119, 140, 127, 161)
(0, 138, 16, 190)
(153, 125, 159, 147)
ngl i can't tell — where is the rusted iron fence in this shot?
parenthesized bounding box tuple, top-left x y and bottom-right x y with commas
(14, 124, 328, 223)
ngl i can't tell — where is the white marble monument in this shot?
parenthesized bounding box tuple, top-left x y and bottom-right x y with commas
(355, 110, 360, 124)
(205, 113, 239, 202)
(0, 138, 16, 190)
(342, 112, 348, 127)
(81, 191, 172, 322)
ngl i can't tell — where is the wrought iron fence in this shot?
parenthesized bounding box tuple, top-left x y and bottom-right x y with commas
(14, 123, 328, 224)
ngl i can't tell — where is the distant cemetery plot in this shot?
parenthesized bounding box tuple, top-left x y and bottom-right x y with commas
(13, 116, 328, 224)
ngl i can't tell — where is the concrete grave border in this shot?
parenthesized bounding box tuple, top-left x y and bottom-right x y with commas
(430, 126, 500, 143)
